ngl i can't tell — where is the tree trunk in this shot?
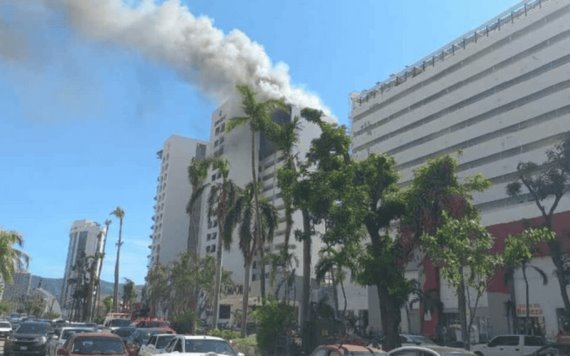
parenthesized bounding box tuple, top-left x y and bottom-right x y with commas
(260, 245, 266, 302)
(523, 264, 530, 334)
(241, 262, 252, 338)
(250, 127, 264, 302)
(377, 284, 402, 351)
(113, 219, 123, 313)
(549, 240, 570, 315)
(458, 272, 469, 350)
(212, 227, 224, 329)
(301, 209, 312, 328)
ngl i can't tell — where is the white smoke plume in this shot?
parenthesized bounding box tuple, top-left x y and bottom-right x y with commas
(43, 0, 330, 114)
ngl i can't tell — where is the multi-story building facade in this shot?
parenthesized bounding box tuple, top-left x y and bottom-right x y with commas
(61, 220, 105, 317)
(350, 0, 570, 341)
(148, 135, 208, 268)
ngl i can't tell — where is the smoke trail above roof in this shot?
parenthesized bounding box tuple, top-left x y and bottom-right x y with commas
(49, 0, 330, 114)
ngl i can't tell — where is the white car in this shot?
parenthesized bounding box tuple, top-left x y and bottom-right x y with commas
(162, 335, 244, 356)
(139, 333, 176, 356)
(388, 345, 475, 356)
(0, 320, 12, 338)
(471, 335, 546, 356)
(46, 326, 97, 356)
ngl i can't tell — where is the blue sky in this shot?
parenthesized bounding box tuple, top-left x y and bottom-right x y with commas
(0, 0, 521, 284)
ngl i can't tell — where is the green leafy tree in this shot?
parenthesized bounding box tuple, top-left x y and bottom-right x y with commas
(503, 227, 555, 334)
(422, 213, 500, 350)
(353, 154, 408, 351)
(227, 84, 286, 301)
(294, 108, 352, 345)
(402, 155, 490, 342)
(225, 182, 278, 337)
(506, 136, 570, 315)
(122, 278, 137, 312)
(110, 206, 125, 312)
(102, 295, 113, 315)
(0, 300, 11, 314)
(0, 229, 29, 285)
(144, 263, 169, 316)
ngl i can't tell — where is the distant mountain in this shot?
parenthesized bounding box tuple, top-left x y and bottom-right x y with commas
(31, 275, 132, 301)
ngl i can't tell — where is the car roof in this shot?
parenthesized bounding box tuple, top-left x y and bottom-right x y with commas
(389, 345, 473, 355)
(70, 332, 121, 339)
(176, 335, 225, 341)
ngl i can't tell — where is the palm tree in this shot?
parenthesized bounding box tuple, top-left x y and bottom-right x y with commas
(186, 157, 215, 330)
(110, 207, 125, 312)
(93, 219, 111, 319)
(208, 158, 240, 328)
(227, 84, 286, 300)
(0, 229, 29, 284)
(225, 182, 278, 337)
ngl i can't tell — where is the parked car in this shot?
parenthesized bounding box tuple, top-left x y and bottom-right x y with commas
(138, 334, 176, 356)
(162, 335, 244, 356)
(310, 344, 387, 356)
(104, 319, 133, 332)
(47, 326, 97, 356)
(0, 320, 13, 338)
(388, 345, 475, 356)
(57, 332, 127, 356)
(524, 343, 570, 356)
(4, 321, 54, 356)
(471, 335, 546, 356)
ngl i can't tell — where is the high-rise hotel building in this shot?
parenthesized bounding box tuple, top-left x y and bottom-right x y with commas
(351, 0, 570, 340)
(148, 135, 208, 268)
(61, 220, 106, 316)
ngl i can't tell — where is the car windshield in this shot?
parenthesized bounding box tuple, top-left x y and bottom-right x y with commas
(72, 337, 125, 355)
(109, 319, 131, 327)
(156, 336, 175, 348)
(409, 335, 436, 344)
(16, 323, 48, 334)
(0, 322, 11, 328)
(114, 328, 135, 337)
(184, 340, 234, 355)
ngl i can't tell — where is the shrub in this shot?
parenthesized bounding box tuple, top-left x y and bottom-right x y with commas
(252, 300, 295, 356)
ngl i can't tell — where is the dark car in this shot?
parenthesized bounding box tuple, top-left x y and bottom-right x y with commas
(57, 332, 128, 356)
(4, 321, 54, 356)
(112, 327, 136, 343)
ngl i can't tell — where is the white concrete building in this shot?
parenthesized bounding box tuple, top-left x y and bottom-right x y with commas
(148, 135, 208, 268)
(350, 0, 570, 340)
(61, 220, 105, 316)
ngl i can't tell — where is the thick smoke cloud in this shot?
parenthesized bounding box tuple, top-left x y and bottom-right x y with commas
(43, 0, 330, 113)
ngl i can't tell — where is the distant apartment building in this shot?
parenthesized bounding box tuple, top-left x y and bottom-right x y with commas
(1, 271, 32, 304)
(148, 135, 208, 268)
(60, 220, 105, 317)
(350, 0, 570, 340)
